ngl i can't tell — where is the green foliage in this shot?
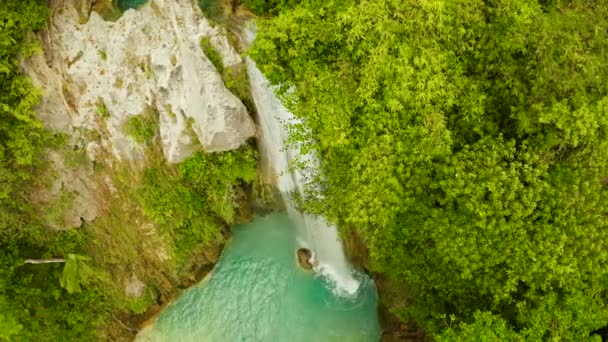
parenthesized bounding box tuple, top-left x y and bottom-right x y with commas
(437, 311, 520, 342)
(138, 147, 257, 263)
(252, 0, 608, 338)
(0, 1, 116, 339)
(60, 254, 96, 294)
(123, 288, 157, 314)
(198, 0, 223, 21)
(45, 186, 76, 228)
(0, 296, 22, 341)
(1, 230, 111, 341)
(200, 37, 224, 73)
(123, 113, 157, 143)
(0, 0, 48, 204)
(116, 0, 148, 11)
(241, 0, 300, 16)
(438, 302, 606, 342)
(0, 0, 256, 340)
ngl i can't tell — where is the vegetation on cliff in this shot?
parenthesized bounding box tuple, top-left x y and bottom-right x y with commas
(251, 0, 608, 339)
(0, 1, 258, 340)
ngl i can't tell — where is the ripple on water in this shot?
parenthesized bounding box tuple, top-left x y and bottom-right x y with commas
(136, 213, 381, 342)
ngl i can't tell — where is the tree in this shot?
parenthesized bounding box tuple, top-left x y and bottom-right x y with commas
(251, 0, 608, 338)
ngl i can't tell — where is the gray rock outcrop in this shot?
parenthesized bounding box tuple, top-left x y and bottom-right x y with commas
(26, 0, 255, 164)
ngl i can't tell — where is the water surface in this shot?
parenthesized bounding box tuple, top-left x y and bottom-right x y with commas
(137, 213, 380, 341)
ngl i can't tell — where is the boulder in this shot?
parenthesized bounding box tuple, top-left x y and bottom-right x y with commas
(296, 248, 314, 270)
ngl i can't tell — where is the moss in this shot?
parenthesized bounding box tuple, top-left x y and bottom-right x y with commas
(67, 51, 84, 68)
(149, 0, 162, 16)
(222, 63, 255, 113)
(184, 117, 200, 143)
(123, 115, 157, 144)
(199, 0, 223, 20)
(164, 104, 177, 119)
(139, 59, 154, 80)
(227, 29, 241, 51)
(113, 77, 124, 88)
(96, 99, 111, 119)
(64, 146, 89, 169)
(123, 288, 158, 314)
(81, 163, 176, 330)
(45, 186, 77, 228)
(200, 37, 224, 73)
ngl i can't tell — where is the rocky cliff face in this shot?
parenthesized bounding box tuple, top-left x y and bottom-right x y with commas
(20, 3, 257, 329)
(25, 0, 256, 230)
(27, 0, 255, 164)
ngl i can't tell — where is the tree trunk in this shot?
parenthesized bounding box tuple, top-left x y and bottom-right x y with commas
(24, 258, 66, 264)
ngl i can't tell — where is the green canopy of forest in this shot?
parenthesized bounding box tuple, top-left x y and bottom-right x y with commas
(250, 0, 608, 339)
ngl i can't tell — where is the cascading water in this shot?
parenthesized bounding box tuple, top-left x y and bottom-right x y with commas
(245, 57, 360, 295)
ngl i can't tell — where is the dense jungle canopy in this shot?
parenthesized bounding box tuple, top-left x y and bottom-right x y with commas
(250, 0, 608, 339)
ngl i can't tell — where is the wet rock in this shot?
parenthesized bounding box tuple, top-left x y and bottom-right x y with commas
(297, 248, 313, 270)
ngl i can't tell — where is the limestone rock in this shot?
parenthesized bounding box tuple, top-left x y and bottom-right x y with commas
(297, 248, 314, 270)
(25, 0, 255, 164)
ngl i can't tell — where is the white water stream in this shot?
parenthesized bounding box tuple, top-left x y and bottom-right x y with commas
(246, 57, 360, 295)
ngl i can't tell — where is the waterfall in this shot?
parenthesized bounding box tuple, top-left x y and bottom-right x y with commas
(245, 57, 360, 295)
